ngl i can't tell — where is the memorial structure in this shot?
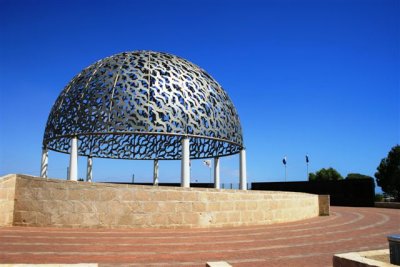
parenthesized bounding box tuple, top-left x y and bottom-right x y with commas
(0, 51, 329, 229)
(40, 51, 246, 189)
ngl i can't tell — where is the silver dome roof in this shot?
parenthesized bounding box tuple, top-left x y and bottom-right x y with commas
(43, 51, 243, 160)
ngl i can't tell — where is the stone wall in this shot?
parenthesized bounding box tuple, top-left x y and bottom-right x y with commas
(375, 202, 400, 209)
(0, 174, 17, 226)
(3, 174, 328, 229)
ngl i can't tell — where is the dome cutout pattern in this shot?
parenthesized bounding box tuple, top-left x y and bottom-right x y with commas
(43, 51, 243, 160)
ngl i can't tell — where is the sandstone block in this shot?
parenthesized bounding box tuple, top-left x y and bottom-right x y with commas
(14, 211, 36, 225)
(99, 189, 117, 201)
(152, 190, 169, 201)
(167, 191, 183, 201)
(151, 213, 169, 225)
(246, 201, 258, 210)
(128, 202, 143, 213)
(143, 201, 159, 213)
(220, 201, 234, 211)
(96, 201, 110, 213)
(192, 202, 207, 212)
(215, 212, 228, 223)
(15, 187, 36, 199)
(183, 212, 199, 225)
(176, 201, 192, 212)
(109, 201, 133, 216)
(60, 213, 83, 226)
(241, 211, 255, 222)
(0, 188, 7, 199)
(133, 190, 152, 201)
(168, 213, 183, 225)
(51, 188, 68, 200)
(36, 213, 51, 226)
(235, 201, 246, 210)
(36, 188, 52, 200)
(199, 212, 213, 226)
(99, 212, 115, 225)
(81, 189, 99, 201)
(117, 214, 134, 225)
(132, 214, 148, 226)
(158, 202, 176, 213)
(73, 201, 96, 213)
(56, 200, 74, 213)
(227, 211, 241, 223)
(68, 189, 82, 200)
(208, 202, 220, 211)
(14, 199, 42, 212)
(182, 191, 198, 201)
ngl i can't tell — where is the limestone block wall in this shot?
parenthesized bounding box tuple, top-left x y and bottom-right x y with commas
(0, 174, 17, 226)
(4, 174, 327, 229)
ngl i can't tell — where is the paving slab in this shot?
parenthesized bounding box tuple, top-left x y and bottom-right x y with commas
(0, 207, 399, 266)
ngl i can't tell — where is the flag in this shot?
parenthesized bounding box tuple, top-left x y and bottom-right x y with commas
(203, 160, 212, 168)
(282, 156, 287, 165)
(306, 155, 309, 163)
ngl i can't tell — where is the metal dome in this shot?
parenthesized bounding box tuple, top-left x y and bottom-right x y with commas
(43, 51, 243, 160)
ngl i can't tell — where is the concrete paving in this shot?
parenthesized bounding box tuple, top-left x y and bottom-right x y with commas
(0, 207, 399, 266)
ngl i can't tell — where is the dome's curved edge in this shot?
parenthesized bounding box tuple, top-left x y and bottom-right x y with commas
(43, 50, 244, 160)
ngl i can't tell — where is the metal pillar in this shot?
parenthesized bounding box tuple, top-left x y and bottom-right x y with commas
(153, 159, 159, 185)
(40, 147, 48, 178)
(239, 148, 247, 190)
(214, 157, 220, 189)
(68, 137, 78, 181)
(181, 137, 190, 188)
(86, 156, 93, 182)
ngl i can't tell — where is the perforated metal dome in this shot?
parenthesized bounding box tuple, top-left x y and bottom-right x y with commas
(43, 51, 243, 160)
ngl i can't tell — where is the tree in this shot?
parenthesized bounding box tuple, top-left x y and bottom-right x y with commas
(308, 167, 343, 181)
(375, 145, 400, 201)
(346, 173, 373, 180)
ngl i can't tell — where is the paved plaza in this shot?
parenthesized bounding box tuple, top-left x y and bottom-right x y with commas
(0, 206, 399, 266)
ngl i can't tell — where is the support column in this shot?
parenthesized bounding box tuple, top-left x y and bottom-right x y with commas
(214, 157, 220, 189)
(86, 156, 93, 182)
(239, 148, 247, 190)
(40, 147, 48, 178)
(181, 137, 190, 188)
(68, 136, 78, 181)
(153, 159, 159, 185)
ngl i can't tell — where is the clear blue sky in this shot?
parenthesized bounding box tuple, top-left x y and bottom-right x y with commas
(0, 0, 399, 189)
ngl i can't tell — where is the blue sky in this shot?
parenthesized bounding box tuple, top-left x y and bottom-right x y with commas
(0, 0, 399, 189)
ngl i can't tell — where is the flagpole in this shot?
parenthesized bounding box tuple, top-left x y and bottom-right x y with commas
(285, 164, 287, 182)
(209, 166, 212, 185)
(283, 156, 287, 182)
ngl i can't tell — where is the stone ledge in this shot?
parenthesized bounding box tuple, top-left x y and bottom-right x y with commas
(206, 261, 232, 267)
(1, 174, 327, 229)
(333, 249, 395, 267)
